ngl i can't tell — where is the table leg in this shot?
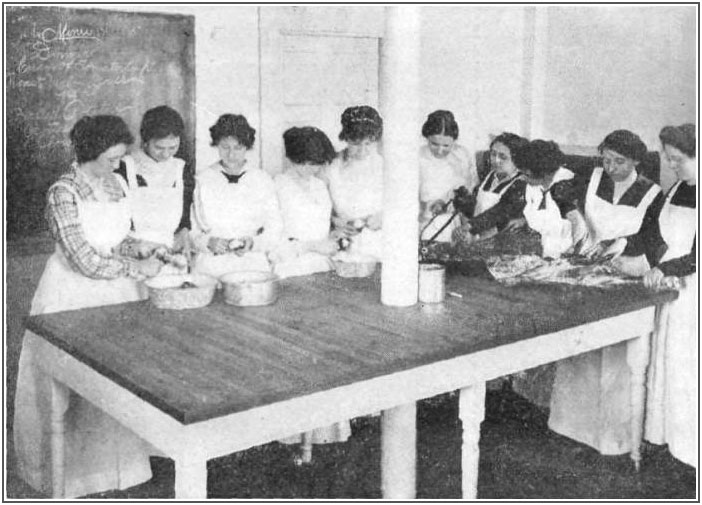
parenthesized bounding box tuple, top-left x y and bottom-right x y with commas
(381, 402, 417, 499)
(627, 331, 652, 471)
(50, 379, 70, 498)
(459, 382, 486, 499)
(174, 454, 208, 499)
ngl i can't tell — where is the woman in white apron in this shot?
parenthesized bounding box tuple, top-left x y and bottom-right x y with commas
(549, 130, 664, 455)
(511, 140, 576, 259)
(191, 114, 282, 279)
(271, 126, 339, 279)
(418, 110, 479, 242)
(118, 105, 189, 253)
(452, 132, 529, 243)
(613, 123, 697, 467)
(324, 106, 384, 261)
(14, 116, 163, 497)
(272, 127, 351, 462)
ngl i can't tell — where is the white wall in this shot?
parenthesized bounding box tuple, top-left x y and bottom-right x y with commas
(420, 5, 527, 154)
(83, 4, 696, 185)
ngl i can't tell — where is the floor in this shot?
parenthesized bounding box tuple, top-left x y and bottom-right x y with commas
(5, 387, 696, 500)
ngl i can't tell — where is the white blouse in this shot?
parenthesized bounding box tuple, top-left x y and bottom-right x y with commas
(275, 172, 332, 241)
(326, 150, 383, 220)
(419, 143, 478, 203)
(192, 162, 283, 252)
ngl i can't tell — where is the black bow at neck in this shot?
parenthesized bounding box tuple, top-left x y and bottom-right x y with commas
(221, 171, 246, 184)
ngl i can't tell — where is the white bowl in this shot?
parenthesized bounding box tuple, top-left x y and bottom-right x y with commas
(332, 253, 378, 278)
(144, 274, 218, 310)
(220, 270, 279, 306)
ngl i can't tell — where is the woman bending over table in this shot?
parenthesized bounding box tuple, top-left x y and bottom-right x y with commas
(548, 130, 665, 456)
(14, 115, 163, 497)
(271, 126, 340, 279)
(191, 114, 282, 278)
(323, 105, 384, 261)
(452, 132, 529, 243)
(612, 123, 697, 467)
(418, 110, 479, 242)
(507, 140, 578, 258)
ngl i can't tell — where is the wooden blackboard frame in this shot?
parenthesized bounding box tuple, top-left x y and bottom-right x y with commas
(5, 6, 196, 243)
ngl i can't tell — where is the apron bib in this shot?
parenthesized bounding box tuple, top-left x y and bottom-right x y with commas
(193, 177, 273, 278)
(124, 157, 183, 247)
(582, 168, 658, 250)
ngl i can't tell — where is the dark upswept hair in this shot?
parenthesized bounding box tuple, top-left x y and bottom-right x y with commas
(140, 105, 185, 143)
(489, 132, 529, 157)
(283, 126, 337, 165)
(512, 139, 564, 178)
(70, 115, 134, 164)
(339, 105, 383, 143)
(659, 123, 696, 158)
(421, 110, 459, 140)
(598, 129, 648, 162)
(209, 114, 256, 149)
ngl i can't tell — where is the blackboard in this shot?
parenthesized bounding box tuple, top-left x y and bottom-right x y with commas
(6, 6, 195, 239)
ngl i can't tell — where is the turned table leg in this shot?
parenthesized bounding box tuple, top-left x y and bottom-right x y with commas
(459, 382, 486, 499)
(50, 379, 70, 498)
(381, 402, 417, 499)
(627, 331, 652, 471)
(174, 452, 208, 499)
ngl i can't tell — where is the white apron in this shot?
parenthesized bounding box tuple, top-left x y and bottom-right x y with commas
(14, 182, 154, 497)
(273, 174, 333, 279)
(644, 182, 697, 467)
(548, 168, 661, 455)
(327, 154, 383, 260)
(192, 173, 272, 279)
(523, 168, 574, 259)
(581, 167, 659, 250)
(123, 155, 183, 247)
(472, 170, 522, 238)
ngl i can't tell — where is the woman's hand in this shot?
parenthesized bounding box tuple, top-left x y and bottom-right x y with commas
(592, 238, 627, 260)
(173, 228, 193, 255)
(566, 210, 589, 253)
(452, 222, 473, 243)
(136, 256, 162, 278)
(208, 237, 229, 255)
(232, 236, 254, 257)
(428, 199, 446, 216)
(504, 217, 527, 232)
(309, 238, 340, 256)
(332, 215, 360, 237)
(365, 212, 382, 231)
(643, 267, 665, 290)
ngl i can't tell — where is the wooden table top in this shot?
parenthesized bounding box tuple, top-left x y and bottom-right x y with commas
(26, 272, 675, 424)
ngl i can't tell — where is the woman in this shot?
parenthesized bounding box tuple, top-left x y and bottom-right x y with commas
(419, 110, 478, 242)
(548, 130, 665, 456)
(271, 126, 340, 279)
(117, 105, 191, 255)
(509, 140, 577, 259)
(14, 116, 162, 497)
(614, 124, 696, 467)
(324, 105, 384, 261)
(452, 132, 529, 242)
(191, 114, 283, 278)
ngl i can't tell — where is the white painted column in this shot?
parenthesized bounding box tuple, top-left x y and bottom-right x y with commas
(381, 403, 417, 499)
(520, 6, 548, 139)
(379, 5, 421, 307)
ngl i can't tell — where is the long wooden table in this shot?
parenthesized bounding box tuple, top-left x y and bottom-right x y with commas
(25, 272, 675, 499)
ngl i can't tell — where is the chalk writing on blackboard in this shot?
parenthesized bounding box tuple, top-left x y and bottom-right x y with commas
(6, 6, 195, 238)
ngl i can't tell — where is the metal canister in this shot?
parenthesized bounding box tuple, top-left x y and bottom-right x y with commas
(418, 263, 446, 303)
